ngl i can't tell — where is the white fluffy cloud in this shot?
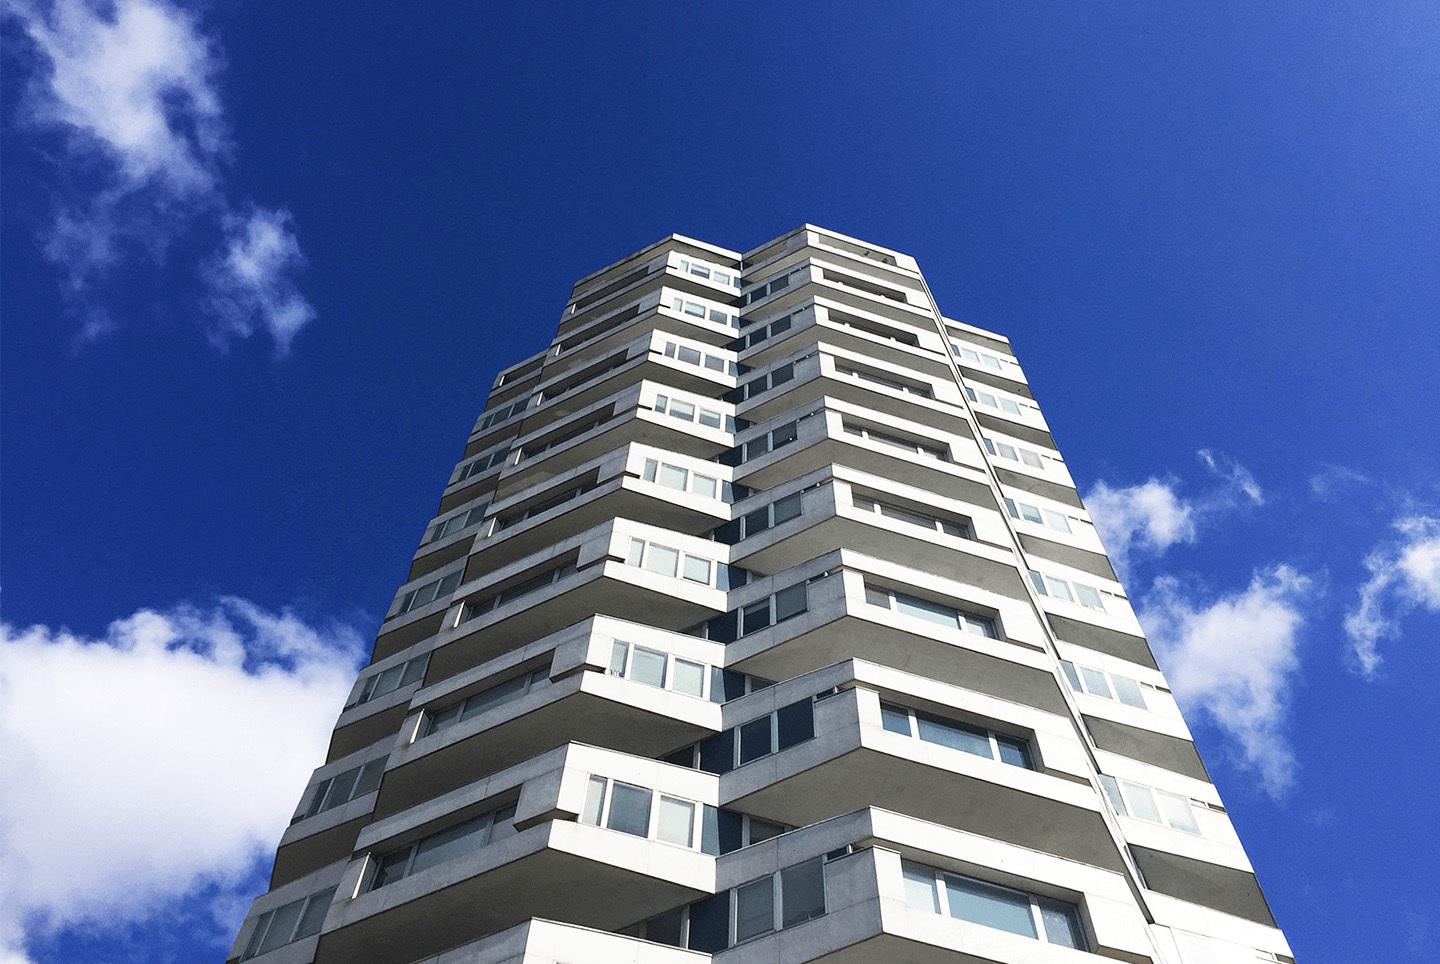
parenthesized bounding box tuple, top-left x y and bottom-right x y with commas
(205, 208, 316, 353)
(1084, 449, 1262, 580)
(1140, 566, 1312, 798)
(1085, 478, 1197, 579)
(8, 0, 316, 351)
(0, 598, 364, 962)
(1344, 515, 1440, 677)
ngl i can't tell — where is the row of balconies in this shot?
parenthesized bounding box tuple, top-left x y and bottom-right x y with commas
(239, 722, 1279, 964)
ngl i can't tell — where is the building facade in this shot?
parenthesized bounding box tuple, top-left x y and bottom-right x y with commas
(231, 226, 1293, 964)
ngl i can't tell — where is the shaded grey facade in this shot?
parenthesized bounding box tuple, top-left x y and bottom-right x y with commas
(231, 226, 1293, 964)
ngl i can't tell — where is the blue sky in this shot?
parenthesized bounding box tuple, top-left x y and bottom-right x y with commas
(1, 1, 1437, 961)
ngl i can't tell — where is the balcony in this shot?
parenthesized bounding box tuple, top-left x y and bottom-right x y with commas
(709, 665, 1119, 872)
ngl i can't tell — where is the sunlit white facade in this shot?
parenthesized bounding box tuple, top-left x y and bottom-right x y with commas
(231, 226, 1292, 964)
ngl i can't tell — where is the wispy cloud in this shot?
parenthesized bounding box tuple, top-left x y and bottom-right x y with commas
(0, 598, 364, 962)
(7, 0, 316, 352)
(1084, 449, 1262, 580)
(1343, 515, 1440, 677)
(1307, 464, 1374, 502)
(1140, 565, 1313, 798)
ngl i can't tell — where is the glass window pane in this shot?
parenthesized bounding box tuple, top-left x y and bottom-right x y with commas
(774, 584, 807, 622)
(772, 492, 803, 524)
(645, 544, 680, 577)
(243, 910, 273, 959)
(1157, 790, 1200, 833)
(698, 730, 735, 774)
(736, 877, 775, 941)
(692, 473, 718, 498)
(903, 862, 940, 913)
(672, 658, 705, 697)
(370, 848, 411, 889)
(629, 647, 667, 688)
(409, 816, 487, 876)
(781, 859, 826, 927)
(1021, 449, 1043, 468)
(1043, 509, 1072, 533)
(1020, 504, 1043, 523)
(677, 345, 702, 365)
(1029, 570, 1049, 595)
(687, 892, 729, 952)
(609, 640, 629, 676)
(1046, 577, 1074, 603)
(1038, 898, 1084, 948)
(739, 716, 773, 764)
(944, 875, 1037, 938)
(399, 656, 427, 686)
(1099, 775, 1127, 815)
(748, 817, 785, 844)
(647, 907, 686, 947)
(995, 735, 1032, 769)
(353, 759, 384, 797)
(776, 699, 815, 750)
(657, 796, 695, 847)
(894, 592, 957, 629)
(683, 555, 712, 584)
(741, 599, 773, 635)
(962, 612, 997, 638)
(295, 888, 334, 939)
(670, 400, 696, 421)
(881, 702, 912, 735)
(1125, 783, 1162, 823)
(373, 664, 405, 697)
(626, 538, 645, 567)
(658, 464, 688, 490)
(1080, 667, 1113, 700)
(581, 775, 607, 826)
(1112, 675, 1146, 708)
(606, 782, 652, 837)
(1075, 584, 1103, 609)
(1060, 661, 1083, 691)
(917, 714, 991, 757)
(256, 898, 305, 953)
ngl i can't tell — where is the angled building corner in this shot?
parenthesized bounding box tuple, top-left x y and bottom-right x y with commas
(231, 225, 1294, 964)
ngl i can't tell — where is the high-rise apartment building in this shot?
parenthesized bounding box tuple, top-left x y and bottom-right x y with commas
(231, 226, 1292, 964)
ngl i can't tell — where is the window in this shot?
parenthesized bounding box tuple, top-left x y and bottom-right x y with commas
(835, 364, 932, 397)
(626, 537, 742, 590)
(495, 481, 597, 531)
(1099, 775, 1201, 834)
(653, 393, 737, 433)
(1028, 570, 1106, 611)
(842, 421, 948, 460)
(902, 861, 1085, 950)
(950, 340, 1006, 372)
(964, 385, 1023, 416)
(457, 561, 576, 623)
(982, 435, 1047, 469)
(422, 666, 551, 737)
(727, 312, 794, 351)
(241, 886, 335, 960)
(425, 503, 489, 544)
(301, 755, 386, 820)
(712, 490, 806, 544)
(851, 493, 971, 538)
(738, 268, 802, 307)
(865, 584, 996, 638)
(688, 579, 811, 643)
(669, 294, 738, 328)
(1004, 497, 1072, 534)
(880, 702, 1034, 770)
(720, 414, 812, 466)
(392, 569, 464, 616)
(628, 857, 828, 950)
(640, 457, 747, 503)
(725, 358, 802, 403)
(662, 339, 738, 375)
(1059, 660, 1148, 709)
(454, 444, 511, 482)
(676, 257, 737, 287)
(583, 776, 787, 856)
(352, 653, 428, 706)
(663, 696, 820, 774)
(369, 802, 517, 889)
(478, 396, 532, 431)
(607, 641, 761, 702)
